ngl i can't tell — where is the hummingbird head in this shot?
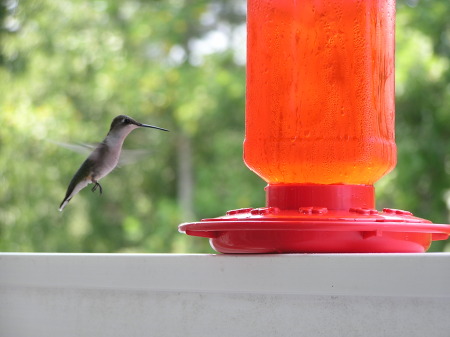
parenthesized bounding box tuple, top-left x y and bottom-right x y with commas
(108, 115, 169, 136)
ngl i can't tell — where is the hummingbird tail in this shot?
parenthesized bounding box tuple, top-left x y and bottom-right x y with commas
(59, 198, 71, 211)
(59, 175, 91, 211)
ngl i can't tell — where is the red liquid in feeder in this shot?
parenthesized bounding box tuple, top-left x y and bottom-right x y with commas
(244, 0, 397, 185)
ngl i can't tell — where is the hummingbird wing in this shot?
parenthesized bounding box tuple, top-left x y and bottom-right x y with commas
(51, 140, 150, 167)
(50, 140, 98, 155)
(117, 149, 152, 167)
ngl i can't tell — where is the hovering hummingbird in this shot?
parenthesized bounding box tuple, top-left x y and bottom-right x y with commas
(59, 115, 169, 211)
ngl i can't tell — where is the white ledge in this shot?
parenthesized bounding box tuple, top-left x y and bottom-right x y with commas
(1, 253, 450, 297)
(1, 253, 450, 337)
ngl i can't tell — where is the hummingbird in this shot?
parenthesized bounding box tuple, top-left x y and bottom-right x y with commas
(59, 115, 169, 211)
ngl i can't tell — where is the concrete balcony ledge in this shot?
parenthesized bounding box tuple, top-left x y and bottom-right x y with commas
(1, 253, 450, 337)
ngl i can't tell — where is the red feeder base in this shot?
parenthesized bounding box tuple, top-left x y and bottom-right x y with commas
(179, 185, 450, 253)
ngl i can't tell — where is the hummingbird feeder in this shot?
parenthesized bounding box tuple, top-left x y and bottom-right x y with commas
(179, 0, 450, 253)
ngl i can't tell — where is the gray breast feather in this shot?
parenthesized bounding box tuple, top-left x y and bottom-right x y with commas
(88, 143, 121, 180)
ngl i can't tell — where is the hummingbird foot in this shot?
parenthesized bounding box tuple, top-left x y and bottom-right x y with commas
(91, 181, 103, 195)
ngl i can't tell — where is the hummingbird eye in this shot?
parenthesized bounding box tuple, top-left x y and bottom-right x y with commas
(123, 118, 131, 124)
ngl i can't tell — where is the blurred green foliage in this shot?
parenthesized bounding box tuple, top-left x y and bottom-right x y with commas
(0, 0, 448, 253)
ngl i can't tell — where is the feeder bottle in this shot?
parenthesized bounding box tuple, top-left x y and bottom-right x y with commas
(244, 0, 396, 186)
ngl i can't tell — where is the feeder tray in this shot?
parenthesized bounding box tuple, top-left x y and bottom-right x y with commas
(179, 185, 450, 253)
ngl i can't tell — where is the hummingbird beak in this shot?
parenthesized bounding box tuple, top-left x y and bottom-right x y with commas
(137, 123, 169, 132)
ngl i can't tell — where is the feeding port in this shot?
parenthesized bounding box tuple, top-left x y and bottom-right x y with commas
(179, 0, 450, 253)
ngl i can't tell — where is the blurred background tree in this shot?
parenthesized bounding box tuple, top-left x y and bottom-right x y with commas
(0, 0, 448, 253)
